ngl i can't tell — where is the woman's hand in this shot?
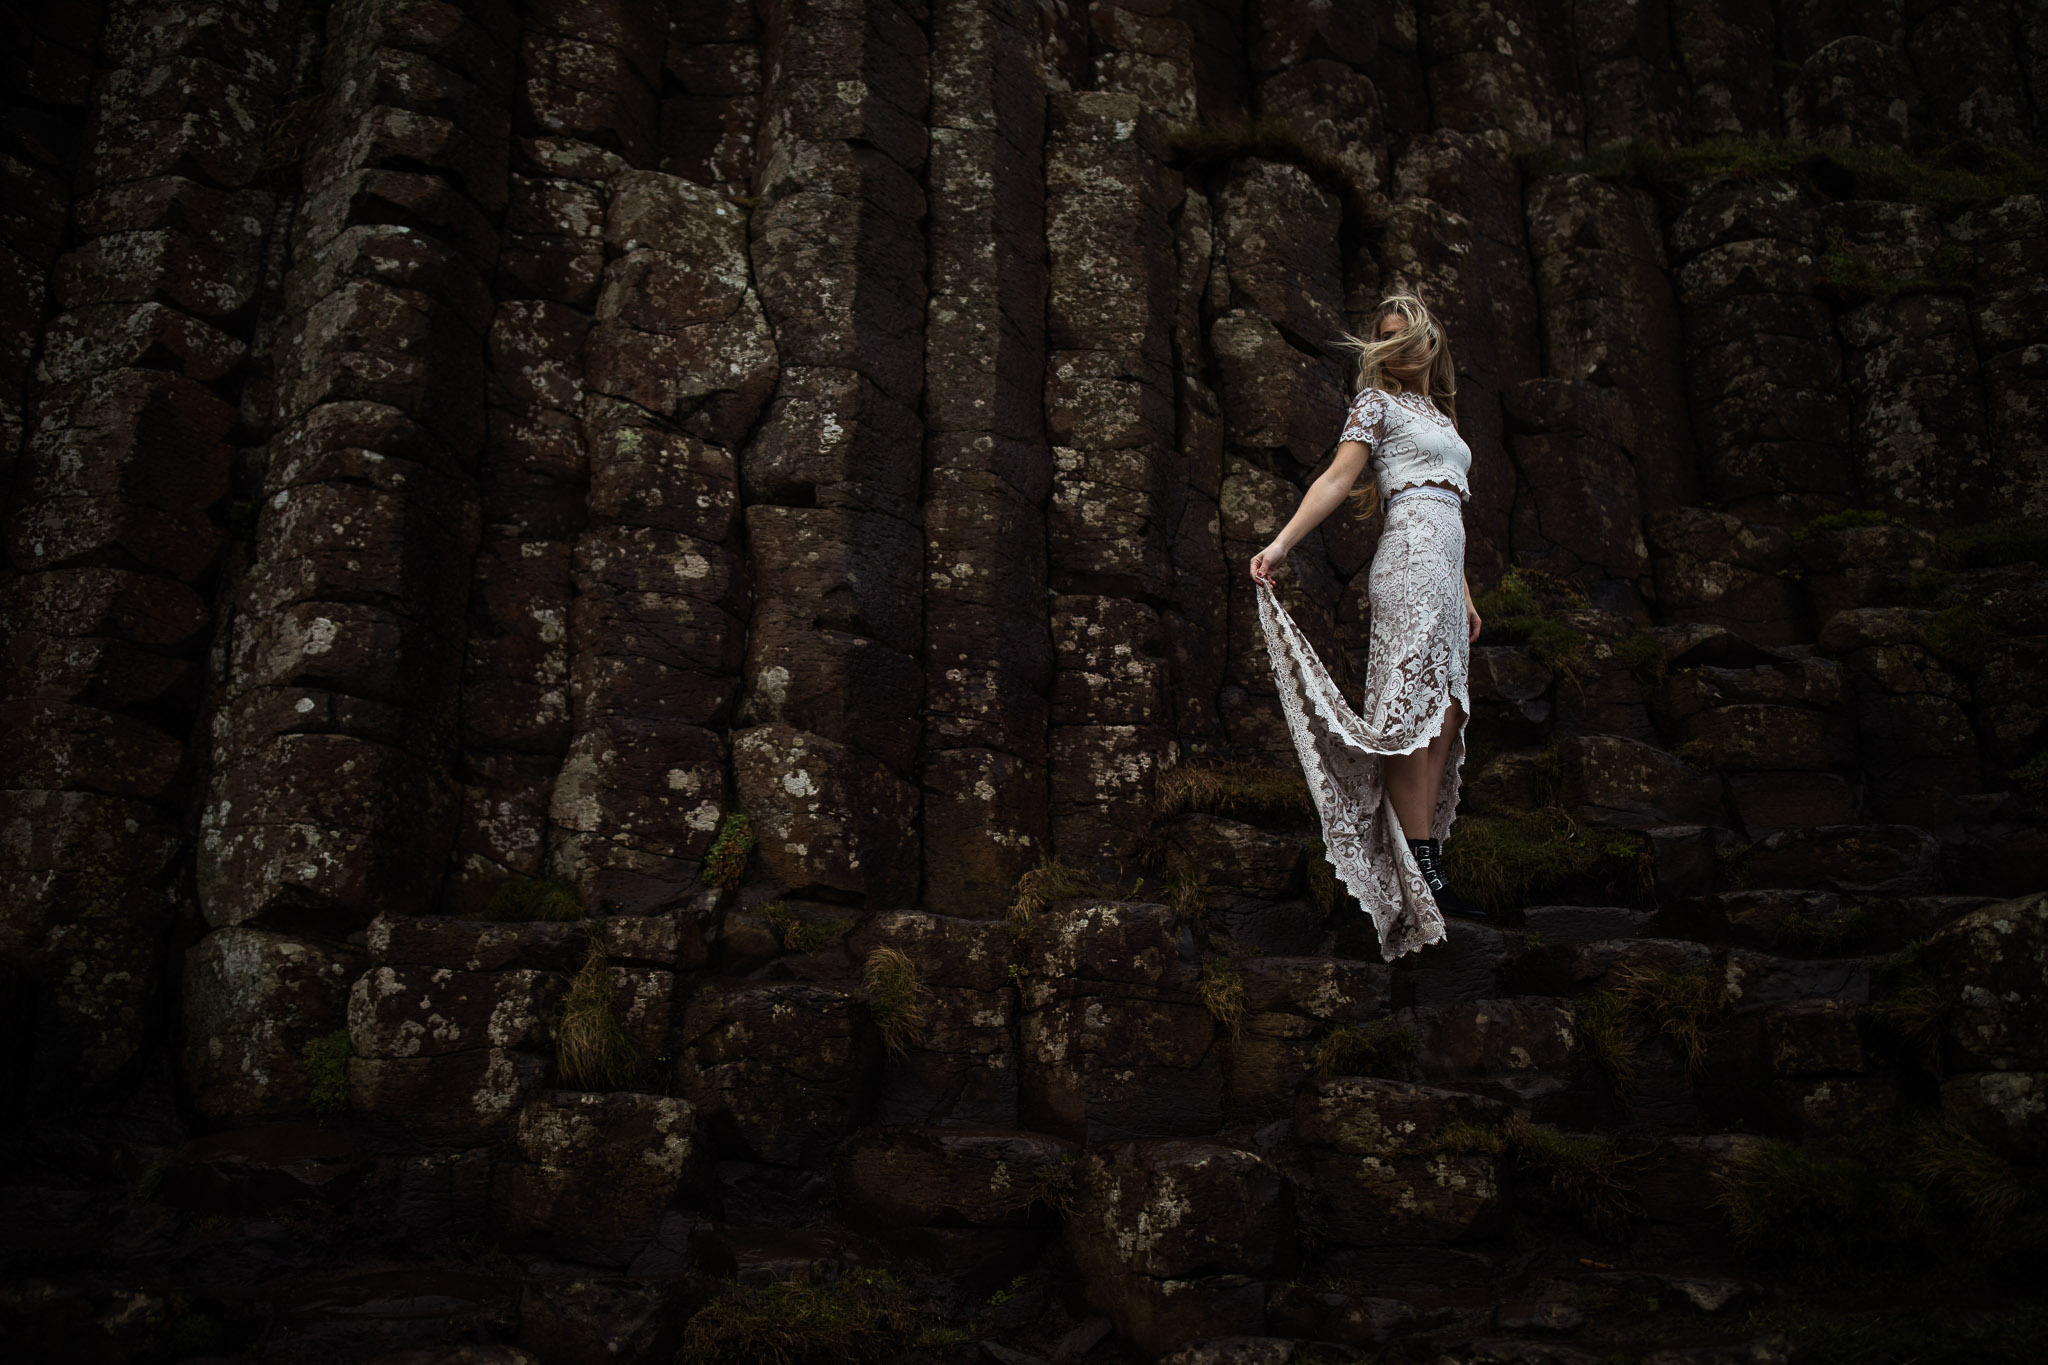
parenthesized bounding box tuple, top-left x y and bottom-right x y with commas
(1466, 593, 1482, 644)
(1250, 541, 1288, 586)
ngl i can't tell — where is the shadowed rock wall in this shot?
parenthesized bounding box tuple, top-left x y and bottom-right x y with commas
(1, 0, 2045, 1361)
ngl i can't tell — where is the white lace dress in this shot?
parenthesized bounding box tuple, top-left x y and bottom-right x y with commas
(1255, 386, 1473, 960)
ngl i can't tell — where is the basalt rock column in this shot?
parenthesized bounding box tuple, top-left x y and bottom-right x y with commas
(1384, 130, 1533, 583)
(1526, 171, 1694, 518)
(1211, 154, 1348, 755)
(1667, 173, 1853, 528)
(1042, 91, 1182, 881)
(435, 1, 657, 916)
(1951, 194, 2048, 519)
(0, 2, 103, 511)
(555, 169, 766, 909)
(0, 0, 283, 1102)
(920, 0, 1053, 916)
(190, 0, 507, 1118)
(1416, 0, 1582, 150)
(1826, 199, 1994, 527)
(513, 1, 764, 913)
(731, 0, 929, 907)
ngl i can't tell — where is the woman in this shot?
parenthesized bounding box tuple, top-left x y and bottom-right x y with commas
(1248, 292, 1484, 960)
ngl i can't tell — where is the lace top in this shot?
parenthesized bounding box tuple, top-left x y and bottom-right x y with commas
(1338, 386, 1472, 503)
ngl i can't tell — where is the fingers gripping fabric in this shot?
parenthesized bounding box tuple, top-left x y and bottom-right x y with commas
(1254, 494, 1471, 960)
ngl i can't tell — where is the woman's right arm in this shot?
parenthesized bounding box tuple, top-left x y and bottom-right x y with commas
(1250, 438, 1372, 585)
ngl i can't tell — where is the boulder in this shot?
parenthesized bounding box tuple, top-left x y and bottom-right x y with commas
(670, 979, 881, 1164)
(490, 1090, 711, 1266)
(1923, 892, 2048, 1071)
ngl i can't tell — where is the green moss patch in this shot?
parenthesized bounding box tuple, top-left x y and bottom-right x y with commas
(478, 874, 584, 922)
(1792, 508, 1905, 543)
(1198, 959, 1248, 1041)
(1526, 134, 2048, 209)
(301, 1028, 352, 1113)
(677, 1268, 926, 1365)
(761, 901, 843, 954)
(1939, 516, 2048, 569)
(702, 811, 756, 890)
(1474, 568, 1590, 684)
(1441, 804, 1646, 912)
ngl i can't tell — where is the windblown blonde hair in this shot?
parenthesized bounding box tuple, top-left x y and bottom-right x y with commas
(1333, 291, 1460, 517)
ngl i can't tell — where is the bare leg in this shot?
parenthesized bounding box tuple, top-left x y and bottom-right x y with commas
(1384, 699, 1463, 842)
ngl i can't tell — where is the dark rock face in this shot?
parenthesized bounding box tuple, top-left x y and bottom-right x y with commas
(2, 1, 2044, 1362)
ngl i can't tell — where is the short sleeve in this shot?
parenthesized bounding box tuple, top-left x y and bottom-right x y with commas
(1339, 388, 1386, 449)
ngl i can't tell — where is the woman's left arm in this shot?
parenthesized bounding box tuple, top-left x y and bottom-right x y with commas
(1464, 573, 1481, 643)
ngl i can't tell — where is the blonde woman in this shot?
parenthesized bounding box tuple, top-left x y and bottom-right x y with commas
(1248, 292, 1484, 959)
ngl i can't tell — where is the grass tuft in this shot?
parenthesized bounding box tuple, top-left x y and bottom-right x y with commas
(1713, 1132, 1936, 1268)
(1151, 759, 1313, 822)
(1574, 987, 1639, 1096)
(702, 812, 756, 890)
(2012, 752, 2048, 805)
(1613, 630, 1667, 690)
(1612, 960, 1724, 1073)
(1005, 855, 1145, 935)
(555, 940, 637, 1090)
(1312, 1018, 1422, 1080)
(861, 947, 930, 1056)
(1198, 959, 1247, 1041)
(479, 874, 583, 922)
(1008, 1155, 1085, 1218)
(301, 1028, 352, 1113)
(1501, 1113, 1645, 1241)
(677, 1268, 925, 1365)
(1866, 941, 1956, 1077)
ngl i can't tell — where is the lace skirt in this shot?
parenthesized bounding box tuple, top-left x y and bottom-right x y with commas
(1254, 490, 1471, 960)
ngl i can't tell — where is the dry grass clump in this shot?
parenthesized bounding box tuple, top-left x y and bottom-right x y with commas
(702, 811, 756, 889)
(1004, 855, 1146, 939)
(1573, 987, 1639, 1096)
(1198, 959, 1247, 1041)
(1612, 960, 1724, 1073)
(1574, 962, 1726, 1097)
(478, 874, 583, 922)
(1502, 1113, 1645, 1242)
(861, 947, 930, 1056)
(555, 940, 637, 1090)
(1312, 1018, 1422, 1081)
(677, 1268, 924, 1365)
(1005, 1155, 1085, 1218)
(1163, 850, 1212, 923)
(1866, 940, 1957, 1077)
(1151, 760, 1312, 822)
(1710, 1115, 2048, 1271)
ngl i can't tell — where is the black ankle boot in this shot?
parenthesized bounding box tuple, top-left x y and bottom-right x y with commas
(1408, 837, 1487, 920)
